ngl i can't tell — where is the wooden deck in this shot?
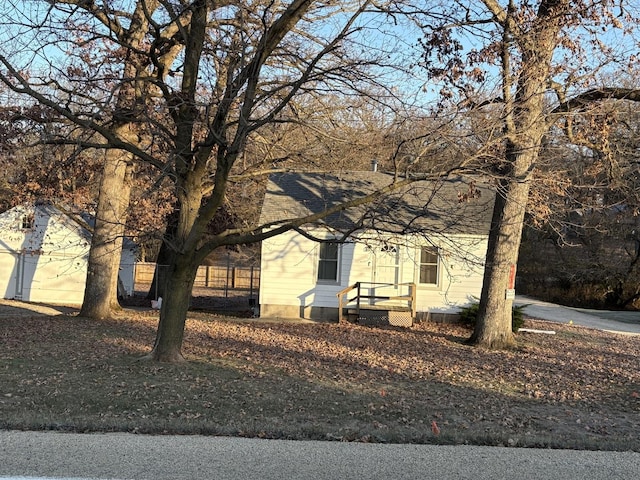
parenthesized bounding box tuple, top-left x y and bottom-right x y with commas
(337, 282, 416, 326)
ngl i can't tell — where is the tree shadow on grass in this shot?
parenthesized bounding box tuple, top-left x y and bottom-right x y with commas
(0, 299, 79, 317)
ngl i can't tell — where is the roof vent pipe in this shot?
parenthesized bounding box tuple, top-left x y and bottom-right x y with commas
(371, 159, 378, 172)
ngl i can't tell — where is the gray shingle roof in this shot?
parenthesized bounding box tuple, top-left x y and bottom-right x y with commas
(259, 171, 495, 236)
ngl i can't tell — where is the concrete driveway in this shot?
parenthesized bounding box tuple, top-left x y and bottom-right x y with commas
(516, 295, 640, 335)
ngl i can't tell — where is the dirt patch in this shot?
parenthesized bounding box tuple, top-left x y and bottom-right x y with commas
(125, 286, 256, 315)
(1, 306, 639, 450)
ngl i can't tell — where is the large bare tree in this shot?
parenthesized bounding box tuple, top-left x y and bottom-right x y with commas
(410, 0, 640, 348)
(1, 0, 441, 361)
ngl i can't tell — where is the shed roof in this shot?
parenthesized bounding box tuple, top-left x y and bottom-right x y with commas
(259, 171, 495, 236)
(0, 202, 137, 251)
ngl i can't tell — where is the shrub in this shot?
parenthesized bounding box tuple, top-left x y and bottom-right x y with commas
(458, 302, 527, 332)
(458, 302, 480, 326)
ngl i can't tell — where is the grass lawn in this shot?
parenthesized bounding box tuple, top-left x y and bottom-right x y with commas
(1, 305, 639, 451)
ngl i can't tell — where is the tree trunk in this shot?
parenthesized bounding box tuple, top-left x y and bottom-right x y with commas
(147, 251, 198, 362)
(618, 250, 640, 309)
(78, 1, 163, 319)
(80, 148, 133, 319)
(144, 0, 209, 360)
(146, 210, 178, 300)
(145, 243, 171, 301)
(468, 0, 565, 348)
(146, 163, 207, 361)
(469, 171, 531, 349)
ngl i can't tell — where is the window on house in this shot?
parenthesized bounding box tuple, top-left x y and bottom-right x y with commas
(317, 242, 339, 282)
(419, 246, 439, 285)
(381, 244, 398, 255)
(21, 214, 34, 230)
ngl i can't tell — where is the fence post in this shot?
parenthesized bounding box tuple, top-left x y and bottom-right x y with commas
(249, 266, 254, 302)
(225, 252, 230, 298)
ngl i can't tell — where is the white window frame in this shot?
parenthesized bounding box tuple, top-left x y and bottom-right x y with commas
(316, 241, 341, 284)
(418, 245, 440, 286)
(21, 214, 34, 230)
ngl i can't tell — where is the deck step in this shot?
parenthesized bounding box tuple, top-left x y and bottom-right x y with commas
(347, 305, 411, 312)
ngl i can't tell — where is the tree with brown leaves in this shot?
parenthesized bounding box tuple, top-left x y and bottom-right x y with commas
(410, 0, 640, 348)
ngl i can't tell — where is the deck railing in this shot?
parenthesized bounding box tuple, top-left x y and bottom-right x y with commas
(336, 282, 416, 323)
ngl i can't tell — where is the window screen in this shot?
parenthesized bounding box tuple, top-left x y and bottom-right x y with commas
(318, 242, 339, 281)
(419, 246, 438, 285)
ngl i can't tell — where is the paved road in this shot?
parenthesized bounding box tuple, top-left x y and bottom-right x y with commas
(1, 431, 640, 480)
(516, 295, 640, 335)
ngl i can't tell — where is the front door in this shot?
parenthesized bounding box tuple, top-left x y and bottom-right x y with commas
(372, 244, 400, 306)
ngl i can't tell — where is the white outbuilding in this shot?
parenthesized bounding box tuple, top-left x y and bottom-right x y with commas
(0, 202, 136, 305)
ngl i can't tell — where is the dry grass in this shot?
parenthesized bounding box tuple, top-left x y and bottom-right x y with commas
(1, 306, 639, 450)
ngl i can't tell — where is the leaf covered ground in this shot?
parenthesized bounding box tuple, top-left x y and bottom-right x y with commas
(1, 303, 639, 450)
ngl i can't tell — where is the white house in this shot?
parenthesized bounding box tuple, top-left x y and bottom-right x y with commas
(258, 172, 495, 324)
(0, 202, 136, 305)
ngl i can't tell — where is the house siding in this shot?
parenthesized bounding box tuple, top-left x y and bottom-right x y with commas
(259, 230, 352, 320)
(16, 251, 88, 304)
(406, 235, 488, 313)
(259, 229, 488, 321)
(0, 251, 18, 300)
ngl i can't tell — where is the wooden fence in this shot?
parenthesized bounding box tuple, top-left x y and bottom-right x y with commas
(134, 262, 260, 292)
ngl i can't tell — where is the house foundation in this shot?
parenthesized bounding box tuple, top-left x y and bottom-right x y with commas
(260, 303, 460, 325)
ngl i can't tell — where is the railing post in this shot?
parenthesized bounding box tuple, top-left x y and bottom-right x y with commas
(336, 283, 359, 324)
(356, 282, 361, 320)
(410, 283, 416, 319)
